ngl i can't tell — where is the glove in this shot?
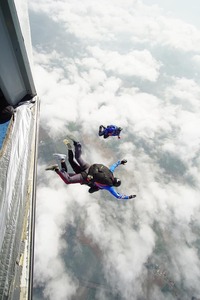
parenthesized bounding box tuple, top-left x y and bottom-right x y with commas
(121, 159, 127, 165)
(129, 195, 136, 199)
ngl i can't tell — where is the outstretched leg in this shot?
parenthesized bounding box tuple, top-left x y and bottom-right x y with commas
(53, 153, 68, 171)
(61, 159, 68, 172)
(63, 138, 82, 173)
(56, 170, 83, 184)
(74, 142, 90, 171)
(68, 149, 82, 173)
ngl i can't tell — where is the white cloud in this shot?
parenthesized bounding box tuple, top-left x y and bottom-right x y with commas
(87, 47, 161, 81)
(165, 77, 200, 111)
(29, 0, 200, 52)
(34, 178, 79, 299)
(193, 54, 200, 64)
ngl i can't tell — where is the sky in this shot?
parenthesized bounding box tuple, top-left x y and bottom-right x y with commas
(26, 0, 200, 299)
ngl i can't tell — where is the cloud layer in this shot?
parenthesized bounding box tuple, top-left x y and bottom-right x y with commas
(29, 0, 200, 299)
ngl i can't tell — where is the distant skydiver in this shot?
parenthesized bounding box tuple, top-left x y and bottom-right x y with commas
(46, 137, 136, 200)
(98, 125, 123, 139)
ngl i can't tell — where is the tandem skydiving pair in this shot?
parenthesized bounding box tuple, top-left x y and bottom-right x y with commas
(45, 136, 136, 200)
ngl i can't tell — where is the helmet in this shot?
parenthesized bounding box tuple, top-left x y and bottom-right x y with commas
(113, 177, 121, 187)
(118, 127, 123, 131)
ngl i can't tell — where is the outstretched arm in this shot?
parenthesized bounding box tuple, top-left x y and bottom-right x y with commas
(103, 186, 136, 200)
(109, 160, 121, 172)
(109, 159, 127, 173)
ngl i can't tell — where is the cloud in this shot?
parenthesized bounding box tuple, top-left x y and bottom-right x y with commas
(29, 0, 200, 299)
(34, 193, 78, 299)
(29, 0, 200, 52)
(86, 46, 162, 81)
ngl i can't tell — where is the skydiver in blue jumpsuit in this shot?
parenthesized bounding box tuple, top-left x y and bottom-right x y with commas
(98, 125, 123, 139)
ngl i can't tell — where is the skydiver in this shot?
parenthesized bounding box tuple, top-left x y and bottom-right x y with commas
(98, 125, 123, 139)
(46, 138, 136, 200)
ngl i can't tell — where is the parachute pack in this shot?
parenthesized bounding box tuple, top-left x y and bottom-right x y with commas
(87, 164, 114, 186)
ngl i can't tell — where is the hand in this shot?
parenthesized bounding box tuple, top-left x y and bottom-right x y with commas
(129, 195, 136, 199)
(121, 159, 127, 165)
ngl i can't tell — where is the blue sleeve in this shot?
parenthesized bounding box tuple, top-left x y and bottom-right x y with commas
(109, 160, 121, 173)
(103, 186, 129, 200)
